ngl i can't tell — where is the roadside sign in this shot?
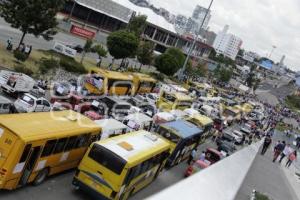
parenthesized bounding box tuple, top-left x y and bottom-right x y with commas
(70, 25, 96, 39)
(52, 42, 77, 58)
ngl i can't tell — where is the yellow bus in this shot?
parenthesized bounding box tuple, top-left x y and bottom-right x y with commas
(84, 69, 134, 95)
(156, 91, 193, 111)
(0, 111, 101, 190)
(131, 73, 157, 95)
(222, 107, 241, 125)
(156, 120, 203, 168)
(185, 114, 214, 140)
(72, 130, 170, 200)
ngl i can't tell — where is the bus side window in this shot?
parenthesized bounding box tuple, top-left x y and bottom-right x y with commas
(19, 144, 32, 163)
(90, 133, 101, 144)
(75, 134, 90, 148)
(41, 140, 57, 157)
(53, 138, 68, 154)
(64, 136, 77, 152)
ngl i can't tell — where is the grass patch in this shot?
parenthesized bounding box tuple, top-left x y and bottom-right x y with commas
(255, 192, 270, 200)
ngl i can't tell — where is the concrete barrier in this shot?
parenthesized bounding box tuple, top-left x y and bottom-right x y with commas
(147, 141, 263, 200)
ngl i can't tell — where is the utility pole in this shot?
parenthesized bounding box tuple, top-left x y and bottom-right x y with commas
(179, 0, 214, 81)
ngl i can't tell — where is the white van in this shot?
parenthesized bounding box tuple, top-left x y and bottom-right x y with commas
(0, 70, 35, 95)
(123, 112, 153, 131)
(0, 95, 13, 114)
(94, 118, 130, 140)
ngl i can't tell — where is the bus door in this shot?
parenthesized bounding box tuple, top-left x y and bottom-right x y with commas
(18, 144, 42, 187)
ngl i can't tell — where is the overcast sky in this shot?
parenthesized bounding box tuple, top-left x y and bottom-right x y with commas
(149, 0, 300, 71)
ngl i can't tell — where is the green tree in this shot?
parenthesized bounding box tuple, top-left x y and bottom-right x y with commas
(107, 30, 139, 66)
(215, 67, 232, 83)
(127, 15, 147, 37)
(80, 39, 93, 64)
(155, 48, 186, 76)
(92, 44, 107, 58)
(0, 0, 64, 47)
(137, 41, 154, 71)
(186, 63, 208, 78)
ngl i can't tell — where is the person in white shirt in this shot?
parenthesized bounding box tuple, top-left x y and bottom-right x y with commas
(199, 151, 206, 161)
(279, 144, 293, 163)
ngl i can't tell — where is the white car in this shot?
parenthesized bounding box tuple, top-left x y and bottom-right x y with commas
(14, 93, 51, 113)
(231, 130, 244, 144)
(145, 93, 158, 104)
(240, 123, 252, 135)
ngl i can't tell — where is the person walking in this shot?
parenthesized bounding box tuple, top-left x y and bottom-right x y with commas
(187, 148, 197, 165)
(285, 151, 297, 168)
(279, 144, 292, 163)
(273, 141, 285, 162)
(261, 135, 272, 155)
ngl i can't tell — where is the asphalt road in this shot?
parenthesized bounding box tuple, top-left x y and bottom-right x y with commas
(0, 124, 244, 200)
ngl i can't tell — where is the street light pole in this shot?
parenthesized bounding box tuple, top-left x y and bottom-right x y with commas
(179, 0, 214, 81)
(269, 45, 276, 59)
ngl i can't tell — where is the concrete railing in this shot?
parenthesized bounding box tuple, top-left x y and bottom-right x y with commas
(147, 141, 263, 200)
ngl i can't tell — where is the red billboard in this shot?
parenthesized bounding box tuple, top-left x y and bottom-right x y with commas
(70, 25, 96, 39)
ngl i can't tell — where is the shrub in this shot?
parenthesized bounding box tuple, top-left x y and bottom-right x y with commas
(14, 50, 27, 62)
(14, 64, 33, 76)
(59, 57, 87, 74)
(39, 58, 59, 74)
(150, 72, 165, 81)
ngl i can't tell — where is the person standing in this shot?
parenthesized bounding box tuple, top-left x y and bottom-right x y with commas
(187, 148, 197, 165)
(279, 144, 292, 163)
(261, 135, 272, 155)
(199, 151, 206, 161)
(273, 141, 285, 162)
(285, 151, 297, 168)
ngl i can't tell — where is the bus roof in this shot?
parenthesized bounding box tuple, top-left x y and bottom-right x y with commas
(92, 68, 134, 81)
(160, 120, 203, 138)
(94, 118, 128, 132)
(0, 111, 100, 142)
(125, 113, 153, 124)
(171, 92, 193, 101)
(97, 131, 170, 162)
(131, 72, 157, 83)
(189, 114, 213, 126)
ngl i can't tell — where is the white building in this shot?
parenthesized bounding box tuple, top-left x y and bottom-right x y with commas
(192, 5, 211, 32)
(213, 25, 243, 60)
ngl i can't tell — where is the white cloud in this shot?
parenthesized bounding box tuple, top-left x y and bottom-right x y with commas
(149, 0, 300, 71)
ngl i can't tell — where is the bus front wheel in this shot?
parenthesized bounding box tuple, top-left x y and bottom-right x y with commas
(33, 168, 49, 186)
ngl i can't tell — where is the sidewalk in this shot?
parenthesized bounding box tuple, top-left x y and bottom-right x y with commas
(280, 163, 300, 200)
(235, 147, 299, 200)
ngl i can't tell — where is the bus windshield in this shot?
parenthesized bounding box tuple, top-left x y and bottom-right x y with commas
(224, 109, 237, 117)
(162, 93, 176, 103)
(88, 144, 127, 175)
(157, 127, 180, 144)
(176, 101, 192, 107)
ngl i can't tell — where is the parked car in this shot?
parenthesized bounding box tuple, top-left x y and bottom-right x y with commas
(217, 141, 236, 155)
(240, 123, 253, 135)
(0, 95, 13, 114)
(230, 130, 244, 145)
(216, 133, 235, 145)
(66, 44, 83, 53)
(185, 148, 224, 177)
(14, 93, 51, 113)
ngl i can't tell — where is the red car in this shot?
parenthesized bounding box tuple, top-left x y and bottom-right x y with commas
(185, 148, 223, 177)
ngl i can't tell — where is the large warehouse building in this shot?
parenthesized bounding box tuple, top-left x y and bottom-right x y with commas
(61, 0, 213, 60)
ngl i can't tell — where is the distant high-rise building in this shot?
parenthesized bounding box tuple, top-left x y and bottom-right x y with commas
(213, 25, 243, 60)
(192, 5, 211, 33)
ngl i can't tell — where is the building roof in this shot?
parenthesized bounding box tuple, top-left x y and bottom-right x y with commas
(0, 111, 100, 142)
(113, 0, 177, 33)
(99, 130, 170, 161)
(92, 68, 134, 81)
(75, 0, 133, 23)
(161, 120, 203, 138)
